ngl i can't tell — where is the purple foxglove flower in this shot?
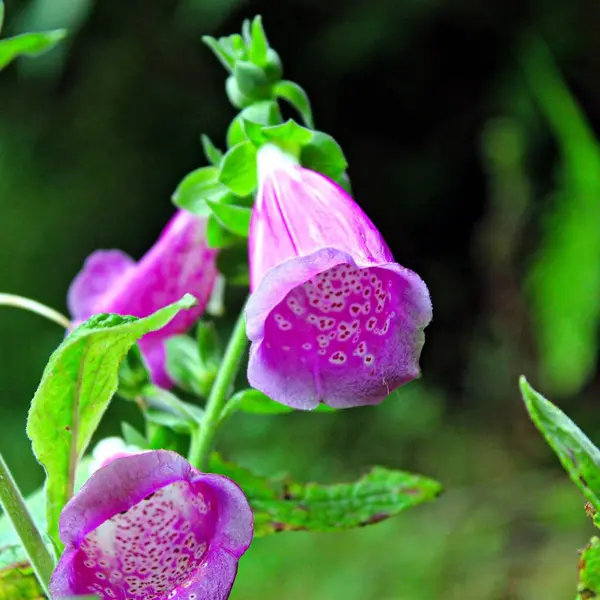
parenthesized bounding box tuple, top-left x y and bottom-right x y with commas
(246, 144, 432, 410)
(50, 450, 253, 600)
(68, 210, 218, 388)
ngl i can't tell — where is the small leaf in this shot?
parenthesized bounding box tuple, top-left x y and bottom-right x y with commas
(145, 410, 194, 434)
(205, 214, 240, 249)
(241, 119, 266, 146)
(520, 376, 600, 509)
(226, 101, 281, 148)
(210, 455, 441, 536)
(165, 335, 215, 396)
(117, 345, 150, 400)
(143, 385, 204, 427)
(120, 423, 148, 449)
(201, 35, 234, 72)
(262, 119, 314, 145)
(234, 60, 271, 99)
(228, 389, 294, 415)
(26, 295, 197, 553)
(206, 200, 251, 238)
(0, 29, 66, 70)
(0, 563, 44, 600)
(301, 131, 347, 181)
(219, 141, 258, 196)
(241, 19, 252, 47)
(274, 80, 314, 128)
(200, 135, 223, 166)
(216, 246, 250, 286)
(229, 34, 246, 60)
(172, 166, 229, 216)
(249, 15, 269, 66)
(579, 537, 600, 599)
(197, 321, 222, 371)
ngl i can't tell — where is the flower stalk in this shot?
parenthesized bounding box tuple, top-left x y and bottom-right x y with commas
(0, 451, 54, 596)
(189, 304, 249, 471)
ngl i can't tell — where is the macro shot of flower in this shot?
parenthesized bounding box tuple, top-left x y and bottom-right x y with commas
(49, 450, 253, 600)
(67, 210, 218, 388)
(246, 144, 432, 410)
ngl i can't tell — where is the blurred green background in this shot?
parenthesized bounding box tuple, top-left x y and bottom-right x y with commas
(2, 0, 600, 597)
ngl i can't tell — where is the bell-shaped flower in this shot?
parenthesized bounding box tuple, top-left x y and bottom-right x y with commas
(246, 144, 432, 410)
(68, 210, 218, 388)
(49, 450, 253, 600)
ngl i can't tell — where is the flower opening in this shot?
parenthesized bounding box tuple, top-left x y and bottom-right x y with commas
(50, 450, 253, 600)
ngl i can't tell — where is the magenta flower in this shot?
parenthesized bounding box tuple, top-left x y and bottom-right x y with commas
(49, 450, 253, 600)
(246, 145, 432, 410)
(68, 210, 218, 388)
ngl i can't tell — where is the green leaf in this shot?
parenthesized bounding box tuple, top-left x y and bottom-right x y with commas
(249, 15, 268, 66)
(234, 61, 271, 99)
(579, 537, 600, 599)
(226, 101, 282, 148)
(301, 131, 348, 181)
(200, 135, 223, 167)
(262, 119, 314, 146)
(0, 30, 66, 70)
(206, 200, 251, 238)
(0, 563, 44, 600)
(197, 321, 222, 371)
(241, 119, 266, 146)
(519, 376, 600, 509)
(143, 385, 204, 427)
(117, 345, 150, 400)
(26, 295, 197, 553)
(521, 39, 600, 396)
(219, 141, 258, 196)
(274, 80, 314, 128)
(120, 422, 148, 449)
(241, 19, 252, 47)
(165, 335, 215, 397)
(145, 410, 194, 434)
(205, 214, 239, 249)
(210, 455, 441, 536)
(172, 166, 229, 216)
(201, 35, 235, 72)
(216, 246, 250, 286)
(228, 389, 294, 415)
(0, 2, 4, 34)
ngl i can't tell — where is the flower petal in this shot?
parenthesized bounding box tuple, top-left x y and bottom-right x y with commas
(98, 211, 217, 342)
(67, 250, 135, 321)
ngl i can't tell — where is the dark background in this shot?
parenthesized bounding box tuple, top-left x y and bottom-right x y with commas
(2, 0, 600, 597)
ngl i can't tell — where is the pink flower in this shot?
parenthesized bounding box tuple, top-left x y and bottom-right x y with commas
(246, 145, 432, 410)
(67, 210, 218, 388)
(49, 450, 253, 600)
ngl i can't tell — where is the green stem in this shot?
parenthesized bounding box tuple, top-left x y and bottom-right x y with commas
(0, 293, 70, 329)
(189, 305, 248, 471)
(0, 452, 54, 596)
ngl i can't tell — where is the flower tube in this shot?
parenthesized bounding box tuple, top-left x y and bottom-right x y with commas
(246, 144, 432, 410)
(68, 210, 218, 388)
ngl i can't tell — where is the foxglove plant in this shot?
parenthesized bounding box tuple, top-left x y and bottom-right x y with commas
(0, 13, 442, 600)
(49, 450, 253, 600)
(246, 145, 432, 409)
(67, 209, 218, 388)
